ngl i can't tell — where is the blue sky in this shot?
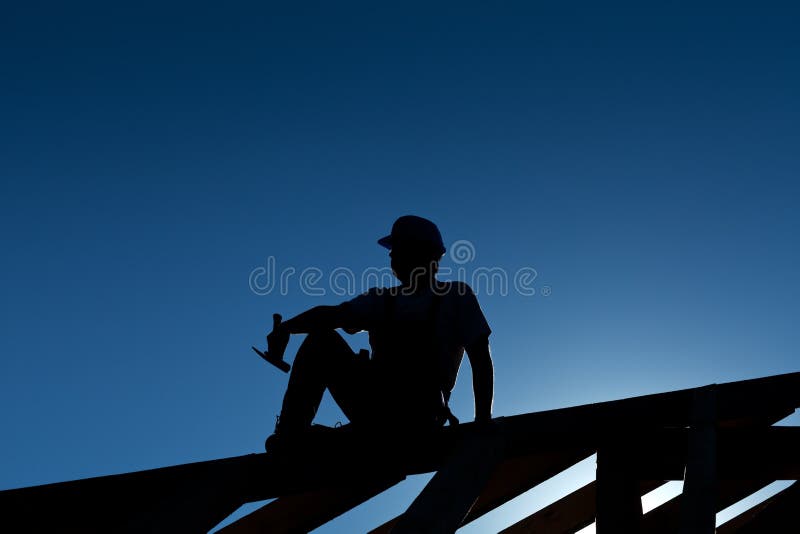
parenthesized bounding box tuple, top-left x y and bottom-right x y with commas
(1, 2, 798, 531)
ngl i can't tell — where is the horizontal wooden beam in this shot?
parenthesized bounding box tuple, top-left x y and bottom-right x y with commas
(626, 426, 800, 481)
(499, 372, 800, 457)
(0, 453, 267, 533)
(2, 371, 797, 532)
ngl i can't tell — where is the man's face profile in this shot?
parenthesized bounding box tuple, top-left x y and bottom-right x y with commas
(390, 242, 438, 285)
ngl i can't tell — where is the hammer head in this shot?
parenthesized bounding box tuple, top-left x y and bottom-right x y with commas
(252, 346, 291, 373)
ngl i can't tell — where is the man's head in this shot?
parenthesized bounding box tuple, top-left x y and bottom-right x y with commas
(378, 215, 445, 287)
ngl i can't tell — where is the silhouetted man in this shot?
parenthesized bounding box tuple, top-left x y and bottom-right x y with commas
(264, 215, 493, 451)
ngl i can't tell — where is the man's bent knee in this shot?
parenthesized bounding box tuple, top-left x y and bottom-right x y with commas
(297, 329, 352, 359)
(290, 329, 355, 377)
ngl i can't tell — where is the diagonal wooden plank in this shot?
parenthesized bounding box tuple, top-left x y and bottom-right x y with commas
(217, 476, 404, 534)
(641, 479, 773, 534)
(502, 481, 596, 534)
(368, 445, 594, 533)
(463, 446, 595, 525)
(501, 480, 663, 534)
(716, 481, 800, 534)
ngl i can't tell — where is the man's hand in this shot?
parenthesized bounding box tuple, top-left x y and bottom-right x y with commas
(266, 313, 290, 361)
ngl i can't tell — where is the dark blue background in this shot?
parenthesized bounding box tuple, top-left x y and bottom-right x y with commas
(2, 2, 798, 531)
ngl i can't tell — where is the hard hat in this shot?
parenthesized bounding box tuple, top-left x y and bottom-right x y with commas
(377, 215, 446, 256)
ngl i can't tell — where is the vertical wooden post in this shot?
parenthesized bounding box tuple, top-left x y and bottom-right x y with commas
(392, 431, 505, 534)
(596, 436, 642, 534)
(680, 385, 717, 534)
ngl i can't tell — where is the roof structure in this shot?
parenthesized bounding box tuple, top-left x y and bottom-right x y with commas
(1, 371, 798, 533)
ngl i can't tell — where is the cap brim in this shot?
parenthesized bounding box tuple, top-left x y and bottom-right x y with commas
(377, 235, 392, 249)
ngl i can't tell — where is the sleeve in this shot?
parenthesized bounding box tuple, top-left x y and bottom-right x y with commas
(338, 288, 383, 333)
(455, 283, 492, 348)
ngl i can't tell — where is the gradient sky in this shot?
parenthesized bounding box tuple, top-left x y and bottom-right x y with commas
(1, 2, 798, 532)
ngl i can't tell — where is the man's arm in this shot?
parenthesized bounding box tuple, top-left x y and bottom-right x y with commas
(279, 305, 347, 334)
(465, 335, 494, 423)
(266, 305, 350, 360)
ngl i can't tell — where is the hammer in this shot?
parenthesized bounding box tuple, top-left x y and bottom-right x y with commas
(251, 313, 291, 373)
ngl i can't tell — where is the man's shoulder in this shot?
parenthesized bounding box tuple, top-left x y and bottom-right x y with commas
(352, 282, 476, 301)
(353, 285, 401, 300)
(437, 280, 477, 298)
(340, 286, 394, 320)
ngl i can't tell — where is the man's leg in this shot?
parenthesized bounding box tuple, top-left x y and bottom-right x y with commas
(275, 329, 366, 433)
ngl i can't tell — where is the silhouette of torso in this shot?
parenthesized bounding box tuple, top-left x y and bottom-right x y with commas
(368, 289, 446, 422)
